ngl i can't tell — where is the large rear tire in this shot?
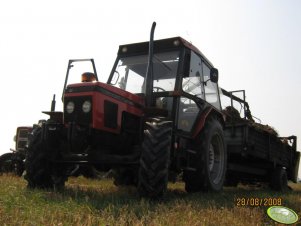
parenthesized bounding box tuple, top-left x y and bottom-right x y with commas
(25, 127, 66, 190)
(184, 118, 227, 192)
(138, 118, 172, 198)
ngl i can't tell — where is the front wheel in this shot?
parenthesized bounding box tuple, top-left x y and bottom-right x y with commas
(138, 118, 172, 198)
(184, 118, 227, 192)
(25, 127, 66, 190)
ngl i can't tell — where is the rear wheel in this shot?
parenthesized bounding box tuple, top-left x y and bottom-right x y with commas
(270, 167, 288, 192)
(25, 127, 66, 190)
(184, 118, 227, 192)
(138, 118, 172, 198)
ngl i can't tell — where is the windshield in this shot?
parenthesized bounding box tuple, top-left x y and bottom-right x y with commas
(110, 51, 180, 93)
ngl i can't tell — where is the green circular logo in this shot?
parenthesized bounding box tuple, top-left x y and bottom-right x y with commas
(267, 206, 299, 224)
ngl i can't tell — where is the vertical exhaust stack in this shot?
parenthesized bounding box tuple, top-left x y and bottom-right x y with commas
(51, 94, 56, 112)
(145, 22, 156, 107)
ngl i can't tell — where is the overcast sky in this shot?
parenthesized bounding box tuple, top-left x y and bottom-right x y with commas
(0, 0, 300, 176)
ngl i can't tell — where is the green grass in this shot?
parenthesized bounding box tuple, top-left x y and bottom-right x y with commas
(0, 175, 300, 226)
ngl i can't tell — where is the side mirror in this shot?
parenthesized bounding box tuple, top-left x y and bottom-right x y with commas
(210, 68, 219, 83)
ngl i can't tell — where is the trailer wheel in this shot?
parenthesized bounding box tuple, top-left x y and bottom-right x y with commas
(185, 118, 227, 192)
(0, 153, 24, 176)
(270, 167, 288, 192)
(138, 118, 172, 198)
(25, 127, 66, 190)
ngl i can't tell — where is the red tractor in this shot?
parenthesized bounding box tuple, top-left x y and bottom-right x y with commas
(25, 23, 226, 197)
(25, 23, 300, 197)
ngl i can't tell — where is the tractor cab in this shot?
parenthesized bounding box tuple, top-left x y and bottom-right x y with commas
(108, 37, 222, 134)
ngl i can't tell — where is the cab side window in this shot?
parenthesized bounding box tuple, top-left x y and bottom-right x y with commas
(182, 51, 204, 98)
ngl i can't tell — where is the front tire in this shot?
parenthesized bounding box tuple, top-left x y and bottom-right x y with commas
(184, 118, 227, 192)
(138, 118, 172, 198)
(25, 127, 66, 189)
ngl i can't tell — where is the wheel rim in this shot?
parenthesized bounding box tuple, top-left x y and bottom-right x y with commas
(209, 133, 224, 184)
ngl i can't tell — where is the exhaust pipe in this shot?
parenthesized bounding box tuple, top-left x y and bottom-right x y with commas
(145, 21, 156, 107)
(51, 94, 56, 112)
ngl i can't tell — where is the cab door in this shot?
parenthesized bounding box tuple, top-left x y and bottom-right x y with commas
(178, 51, 204, 132)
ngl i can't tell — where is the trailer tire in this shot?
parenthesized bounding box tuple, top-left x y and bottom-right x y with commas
(185, 118, 227, 192)
(138, 118, 172, 198)
(270, 167, 288, 192)
(25, 127, 66, 190)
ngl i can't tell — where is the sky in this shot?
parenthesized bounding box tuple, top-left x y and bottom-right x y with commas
(0, 0, 300, 177)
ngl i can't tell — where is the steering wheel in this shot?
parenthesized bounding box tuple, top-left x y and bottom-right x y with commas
(153, 86, 166, 92)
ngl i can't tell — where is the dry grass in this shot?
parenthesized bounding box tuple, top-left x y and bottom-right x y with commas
(0, 174, 300, 226)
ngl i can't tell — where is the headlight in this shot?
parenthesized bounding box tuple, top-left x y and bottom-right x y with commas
(66, 101, 75, 114)
(82, 100, 91, 113)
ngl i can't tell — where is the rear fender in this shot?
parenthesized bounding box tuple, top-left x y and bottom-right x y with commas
(192, 107, 224, 139)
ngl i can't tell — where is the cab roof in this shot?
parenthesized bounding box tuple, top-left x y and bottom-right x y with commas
(118, 36, 214, 67)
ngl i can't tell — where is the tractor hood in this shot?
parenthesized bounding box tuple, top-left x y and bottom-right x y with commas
(65, 82, 145, 108)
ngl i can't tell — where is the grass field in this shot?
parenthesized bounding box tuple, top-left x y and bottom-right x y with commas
(0, 174, 300, 226)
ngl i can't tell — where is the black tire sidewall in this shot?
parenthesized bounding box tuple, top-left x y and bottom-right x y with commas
(25, 127, 65, 189)
(138, 118, 172, 198)
(198, 119, 227, 191)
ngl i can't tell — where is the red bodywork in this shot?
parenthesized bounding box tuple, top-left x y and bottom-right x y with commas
(64, 82, 144, 134)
